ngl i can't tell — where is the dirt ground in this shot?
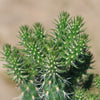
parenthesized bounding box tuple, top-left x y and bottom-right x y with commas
(0, 0, 100, 100)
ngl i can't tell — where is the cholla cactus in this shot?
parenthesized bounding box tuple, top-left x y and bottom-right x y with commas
(1, 11, 94, 100)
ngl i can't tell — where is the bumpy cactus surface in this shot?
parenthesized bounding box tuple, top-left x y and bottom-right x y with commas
(1, 11, 100, 100)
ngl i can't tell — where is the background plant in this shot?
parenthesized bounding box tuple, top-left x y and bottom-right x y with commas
(1, 11, 100, 100)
